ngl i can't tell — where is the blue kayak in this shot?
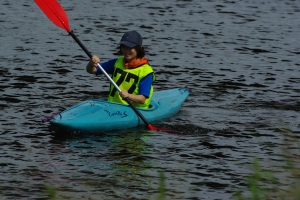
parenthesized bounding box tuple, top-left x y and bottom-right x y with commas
(50, 88, 189, 132)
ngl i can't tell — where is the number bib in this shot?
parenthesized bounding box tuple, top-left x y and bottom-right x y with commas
(108, 56, 154, 108)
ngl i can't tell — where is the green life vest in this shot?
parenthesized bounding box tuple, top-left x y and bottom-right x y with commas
(108, 56, 155, 108)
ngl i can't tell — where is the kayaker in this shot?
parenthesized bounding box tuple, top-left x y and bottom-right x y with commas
(86, 30, 155, 109)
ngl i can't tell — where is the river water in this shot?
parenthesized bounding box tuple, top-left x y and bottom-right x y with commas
(1, 0, 300, 199)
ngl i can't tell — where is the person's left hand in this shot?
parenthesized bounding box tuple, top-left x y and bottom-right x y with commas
(119, 90, 130, 99)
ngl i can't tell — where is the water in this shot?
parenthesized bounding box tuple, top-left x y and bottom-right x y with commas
(1, 0, 300, 199)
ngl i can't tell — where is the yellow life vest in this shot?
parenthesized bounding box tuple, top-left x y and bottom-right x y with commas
(108, 56, 155, 108)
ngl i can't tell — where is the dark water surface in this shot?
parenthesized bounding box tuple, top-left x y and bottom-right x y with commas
(1, 0, 300, 199)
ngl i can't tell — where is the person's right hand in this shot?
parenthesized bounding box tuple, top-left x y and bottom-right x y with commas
(91, 55, 100, 67)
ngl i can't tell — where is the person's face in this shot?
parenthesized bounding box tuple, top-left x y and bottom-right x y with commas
(121, 45, 137, 62)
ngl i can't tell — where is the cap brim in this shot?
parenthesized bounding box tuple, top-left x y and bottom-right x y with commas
(118, 41, 137, 48)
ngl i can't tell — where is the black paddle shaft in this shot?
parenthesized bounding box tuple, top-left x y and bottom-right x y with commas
(69, 31, 93, 58)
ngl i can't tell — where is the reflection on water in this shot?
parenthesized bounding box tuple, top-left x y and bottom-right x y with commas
(1, 0, 300, 199)
(45, 131, 159, 199)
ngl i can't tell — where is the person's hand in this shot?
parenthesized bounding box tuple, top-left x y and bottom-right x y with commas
(91, 55, 100, 67)
(119, 90, 130, 99)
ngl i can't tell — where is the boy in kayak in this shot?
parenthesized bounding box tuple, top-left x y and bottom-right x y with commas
(86, 30, 155, 109)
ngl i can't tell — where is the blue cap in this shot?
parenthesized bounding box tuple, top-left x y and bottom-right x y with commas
(119, 30, 142, 48)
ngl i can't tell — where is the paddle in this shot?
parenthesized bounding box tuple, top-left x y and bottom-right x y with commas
(34, 0, 159, 131)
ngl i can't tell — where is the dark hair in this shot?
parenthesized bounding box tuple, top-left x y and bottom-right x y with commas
(118, 45, 145, 58)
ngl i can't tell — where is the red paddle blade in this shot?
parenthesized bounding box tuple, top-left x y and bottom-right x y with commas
(147, 124, 157, 131)
(35, 0, 71, 32)
(147, 124, 181, 134)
